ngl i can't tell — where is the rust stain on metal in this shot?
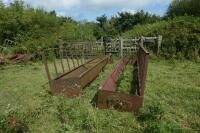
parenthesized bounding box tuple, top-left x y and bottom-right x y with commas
(96, 90, 143, 112)
(94, 44, 149, 112)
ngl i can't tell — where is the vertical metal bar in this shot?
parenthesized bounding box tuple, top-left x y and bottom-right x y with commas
(88, 44, 90, 60)
(85, 45, 88, 61)
(80, 45, 83, 64)
(71, 46, 76, 68)
(74, 45, 79, 66)
(66, 55, 71, 71)
(59, 48, 65, 73)
(81, 53, 84, 64)
(83, 45, 86, 63)
(76, 55, 80, 66)
(53, 50, 58, 76)
(77, 45, 80, 66)
(42, 51, 51, 82)
(89, 43, 92, 58)
(65, 48, 71, 71)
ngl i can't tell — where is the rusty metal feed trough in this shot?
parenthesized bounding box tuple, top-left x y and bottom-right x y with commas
(50, 56, 108, 98)
(95, 44, 149, 112)
(43, 44, 110, 98)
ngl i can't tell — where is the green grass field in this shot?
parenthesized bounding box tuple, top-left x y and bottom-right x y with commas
(0, 59, 200, 133)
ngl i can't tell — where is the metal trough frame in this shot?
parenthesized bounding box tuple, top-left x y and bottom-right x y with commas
(45, 56, 109, 98)
(95, 44, 149, 112)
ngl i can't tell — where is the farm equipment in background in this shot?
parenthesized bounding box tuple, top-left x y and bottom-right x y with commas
(0, 39, 33, 64)
(0, 53, 33, 64)
(7, 54, 33, 62)
(104, 35, 162, 56)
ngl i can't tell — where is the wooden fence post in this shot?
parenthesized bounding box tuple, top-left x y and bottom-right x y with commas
(101, 36, 104, 47)
(157, 35, 162, 56)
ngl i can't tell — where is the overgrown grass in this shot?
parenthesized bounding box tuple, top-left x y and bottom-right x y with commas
(117, 65, 134, 94)
(0, 59, 200, 132)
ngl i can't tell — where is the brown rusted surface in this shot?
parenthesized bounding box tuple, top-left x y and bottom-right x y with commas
(6, 54, 33, 62)
(136, 44, 149, 97)
(0, 55, 4, 64)
(96, 90, 143, 112)
(15, 54, 26, 62)
(95, 44, 149, 112)
(7, 55, 18, 60)
(48, 56, 109, 98)
(102, 57, 126, 92)
(43, 43, 109, 98)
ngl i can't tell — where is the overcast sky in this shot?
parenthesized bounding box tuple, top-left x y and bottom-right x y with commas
(3, 0, 173, 21)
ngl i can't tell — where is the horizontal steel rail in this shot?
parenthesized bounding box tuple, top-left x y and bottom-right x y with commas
(101, 57, 127, 92)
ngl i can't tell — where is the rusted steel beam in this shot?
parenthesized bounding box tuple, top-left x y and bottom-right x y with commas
(48, 56, 109, 98)
(95, 90, 143, 112)
(94, 44, 149, 112)
(102, 57, 126, 92)
(136, 44, 150, 97)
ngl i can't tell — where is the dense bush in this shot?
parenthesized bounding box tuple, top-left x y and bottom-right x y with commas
(94, 11, 161, 40)
(123, 16, 200, 59)
(0, 0, 96, 54)
(113, 10, 161, 33)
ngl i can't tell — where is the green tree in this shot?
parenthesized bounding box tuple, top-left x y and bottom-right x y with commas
(166, 0, 200, 17)
(123, 16, 200, 59)
(95, 15, 118, 40)
(112, 10, 160, 33)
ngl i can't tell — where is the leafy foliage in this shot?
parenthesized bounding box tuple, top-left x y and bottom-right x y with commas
(166, 0, 200, 17)
(113, 10, 161, 33)
(123, 16, 200, 59)
(94, 11, 161, 40)
(0, 0, 200, 59)
(0, 0, 95, 53)
(94, 14, 118, 40)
